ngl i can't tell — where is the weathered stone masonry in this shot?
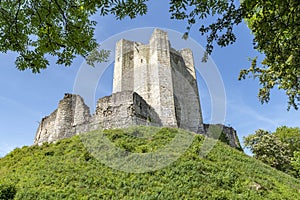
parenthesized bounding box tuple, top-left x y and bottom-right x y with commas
(34, 94, 91, 145)
(34, 29, 241, 149)
(34, 91, 162, 145)
(113, 29, 203, 133)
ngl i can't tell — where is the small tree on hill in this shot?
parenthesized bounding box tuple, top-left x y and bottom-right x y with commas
(244, 126, 300, 177)
(291, 151, 300, 178)
(244, 129, 291, 172)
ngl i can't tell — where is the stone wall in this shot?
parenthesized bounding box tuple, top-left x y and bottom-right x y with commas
(34, 110, 57, 145)
(93, 91, 162, 129)
(34, 94, 91, 145)
(113, 39, 135, 92)
(149, 29, 177, 127)
(203, 124, 242, 149)
(34, 92, 162, 145)
(170, 49, 203, 133)
(34, 94, 241, 150)
(112, 28, 203, 132)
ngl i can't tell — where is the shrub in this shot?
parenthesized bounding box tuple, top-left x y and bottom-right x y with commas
(0, 183, 16, 200)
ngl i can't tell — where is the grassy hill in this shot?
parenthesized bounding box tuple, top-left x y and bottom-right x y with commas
(0, 126, 299, 199)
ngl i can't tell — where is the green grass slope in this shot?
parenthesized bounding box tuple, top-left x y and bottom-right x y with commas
(0, 127, 299, 199)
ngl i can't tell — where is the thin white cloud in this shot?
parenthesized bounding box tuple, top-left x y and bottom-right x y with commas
(227, 96, 300, 139)
(229, 102, 276, 128)
(0, 96, 39, 117)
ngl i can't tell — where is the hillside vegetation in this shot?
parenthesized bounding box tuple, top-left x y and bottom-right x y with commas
(0, 127, 299, 199)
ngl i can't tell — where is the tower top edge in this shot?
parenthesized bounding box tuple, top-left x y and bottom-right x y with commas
(150, 28, 168, 38)
(152, 28, 167, 34)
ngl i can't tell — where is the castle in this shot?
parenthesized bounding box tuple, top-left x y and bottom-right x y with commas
(34, 29, 241, 149)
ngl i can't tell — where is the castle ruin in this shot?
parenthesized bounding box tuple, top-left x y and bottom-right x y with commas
(34, 29, 241, 149)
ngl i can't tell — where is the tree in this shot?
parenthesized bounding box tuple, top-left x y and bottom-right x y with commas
(244, 129, 291, 172)
(274, 126, 300, 153)
(0, 0, 299, 109)
(238, 0, 300, 110)
(0, 0, 148, 72)
(244, 126, 300, 177)
(291, 151, 300, 178)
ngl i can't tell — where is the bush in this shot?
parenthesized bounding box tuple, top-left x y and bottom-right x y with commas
(0, 183, 16, 200)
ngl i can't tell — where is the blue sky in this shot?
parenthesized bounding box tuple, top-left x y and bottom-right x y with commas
(0, 1, 299, 157)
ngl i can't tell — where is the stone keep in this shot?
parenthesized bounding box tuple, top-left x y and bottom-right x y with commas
(34, 29, 241, 149)
(113, 29, 204, 133)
